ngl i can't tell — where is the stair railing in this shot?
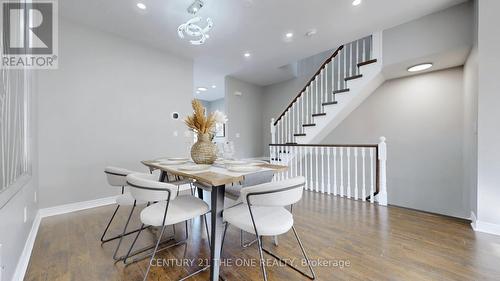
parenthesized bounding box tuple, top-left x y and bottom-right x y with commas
(271, 35, 374, 145)
(269, 137, 387, 206)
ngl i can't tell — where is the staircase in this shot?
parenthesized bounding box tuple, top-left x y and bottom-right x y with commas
(270, 33, 384, 145)
(269, 33, 388, 206)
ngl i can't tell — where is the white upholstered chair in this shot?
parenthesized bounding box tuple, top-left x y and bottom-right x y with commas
(221, 176, 316, 280)
(102, 167, 147, 246)
(125, 173, 210, 281)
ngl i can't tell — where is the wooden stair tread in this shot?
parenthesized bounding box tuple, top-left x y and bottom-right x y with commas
(312, 113, 327, 117)
(345, 74, 363, 81)
(294, 133, 306, 137)
(303, 124, 316, 127)
(332, 88, 350, 94)
(322, 101, 338, 106)
(357, 59, 378, 67)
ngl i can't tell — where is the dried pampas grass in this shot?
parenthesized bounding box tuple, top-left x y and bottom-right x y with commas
(185, 99, 216, 134)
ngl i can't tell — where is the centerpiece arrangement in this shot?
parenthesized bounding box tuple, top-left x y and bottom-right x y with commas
(184, 99, 227, 164)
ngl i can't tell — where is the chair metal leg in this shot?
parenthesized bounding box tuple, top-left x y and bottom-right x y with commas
(256, 236, 269, 281)
(120, 223, 145, 263)
(143, 224, 168, 281)
(240, 230, 258, 248)
(123, 221, 189, 265)
(261, 226, 316, 280)
(100, 205, 120, 243)
(177, 223, 226, 281)
(112, 203, 136, 260)
(204, 213, 211, 247)
(273, 235, 279, 246)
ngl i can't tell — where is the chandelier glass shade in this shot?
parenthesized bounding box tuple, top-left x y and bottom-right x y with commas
(178, 16, 213, 45)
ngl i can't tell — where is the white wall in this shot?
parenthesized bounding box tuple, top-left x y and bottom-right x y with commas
(37, 19, 193, 208)
(0, 71, 38, 281)
(322, 68, 468, 218)
(476, 0, 500, 233)
(225, 76, 264, 158)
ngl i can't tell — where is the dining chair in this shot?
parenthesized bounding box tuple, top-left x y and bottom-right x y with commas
(221, 176, 316, 281)
(102, 167, 148, 245)
(124, 173, 211, 281)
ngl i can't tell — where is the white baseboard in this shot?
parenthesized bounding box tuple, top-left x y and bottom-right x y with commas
(11, 212, 41, 281)
(12, 196, 118, 281)
(470, 211, 477, 230)
(38, 195, 118, 218)
(474, 220, 500, 236)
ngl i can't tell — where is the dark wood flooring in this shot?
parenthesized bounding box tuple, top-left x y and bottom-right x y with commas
(24, 191, 500, 281)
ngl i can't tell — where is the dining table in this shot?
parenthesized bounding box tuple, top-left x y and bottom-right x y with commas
(141, 158, 288, 281)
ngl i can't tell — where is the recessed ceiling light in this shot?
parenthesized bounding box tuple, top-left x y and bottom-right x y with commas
(197, 87, 208, 91)
(211, 85, 216, 89)
(352, 0, 362, 6)
(285, 32, 294, 38)
(136, 2, 146, 10)
(244, 52, 251, 58)
(196, 90, 200, 94)
(407, 63, 433, 72)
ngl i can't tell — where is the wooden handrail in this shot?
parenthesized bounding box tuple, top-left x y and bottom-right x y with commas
(273, 45, 344, 126)
(269, 143, 376, 148)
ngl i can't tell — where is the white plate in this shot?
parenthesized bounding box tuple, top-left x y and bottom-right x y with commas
(224, 160, 248, 165)
(178, 164, 211, 171)
(158, 160, 188, 165)
(168, 157, 189, 161)
(227, 165, 261, 173)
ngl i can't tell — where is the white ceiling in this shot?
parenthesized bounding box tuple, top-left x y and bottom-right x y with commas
(60, 0, 466, 100)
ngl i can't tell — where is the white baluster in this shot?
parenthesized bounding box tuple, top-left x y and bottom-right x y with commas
(298, 145, 303, 178)
(340, 147, 344, 197)
(377, 137, 388, 206)
(315, 146, 319, 192)
(303, 147, 308, 189)
(315, 77, 319, 114)
(327, 147, 331, 194)
(370, 147, 374, 203)
(321, 147, 325, 193)
(325, 63, 329, 102)
(347, 147, 351, 198)
(333, 147, 337, 195)
(362, 147, 366, 201)
(309, 146, 313, 189)
(270, 118, 276, 144)
(321, 69, 325, 105)
(354, 147, 358, 200)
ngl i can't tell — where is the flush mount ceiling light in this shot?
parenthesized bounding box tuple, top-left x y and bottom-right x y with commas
(197, 87, 208, 91)
(352, 0, 362, 6)
(285, 32, 293, 38)
(178, 0, 213, 45)
(407, 63, 433, 72)
(211, 85, 216, 89)
(136, 2, 146, 10)
(244, 52, 251, 58)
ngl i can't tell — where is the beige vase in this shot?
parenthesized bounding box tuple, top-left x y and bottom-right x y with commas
(191, 133, 217, 164)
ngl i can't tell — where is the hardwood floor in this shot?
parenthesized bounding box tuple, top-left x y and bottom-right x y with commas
(25, 191, 500, 281)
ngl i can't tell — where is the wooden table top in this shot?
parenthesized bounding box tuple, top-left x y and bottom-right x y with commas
(142, 159, 287, 186)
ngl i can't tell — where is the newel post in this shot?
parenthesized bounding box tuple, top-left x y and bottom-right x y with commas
(377, 136, 388, 206)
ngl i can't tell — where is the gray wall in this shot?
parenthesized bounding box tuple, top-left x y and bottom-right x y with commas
(476, 0, 500, 228)
(261, 50, 332, 154)
(0, 72, 39, 281)
(322, 67, 468, 218)
(38, 19, 193, 208)
(382, 1, 473, 80)
(225, 76, 264, 158)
